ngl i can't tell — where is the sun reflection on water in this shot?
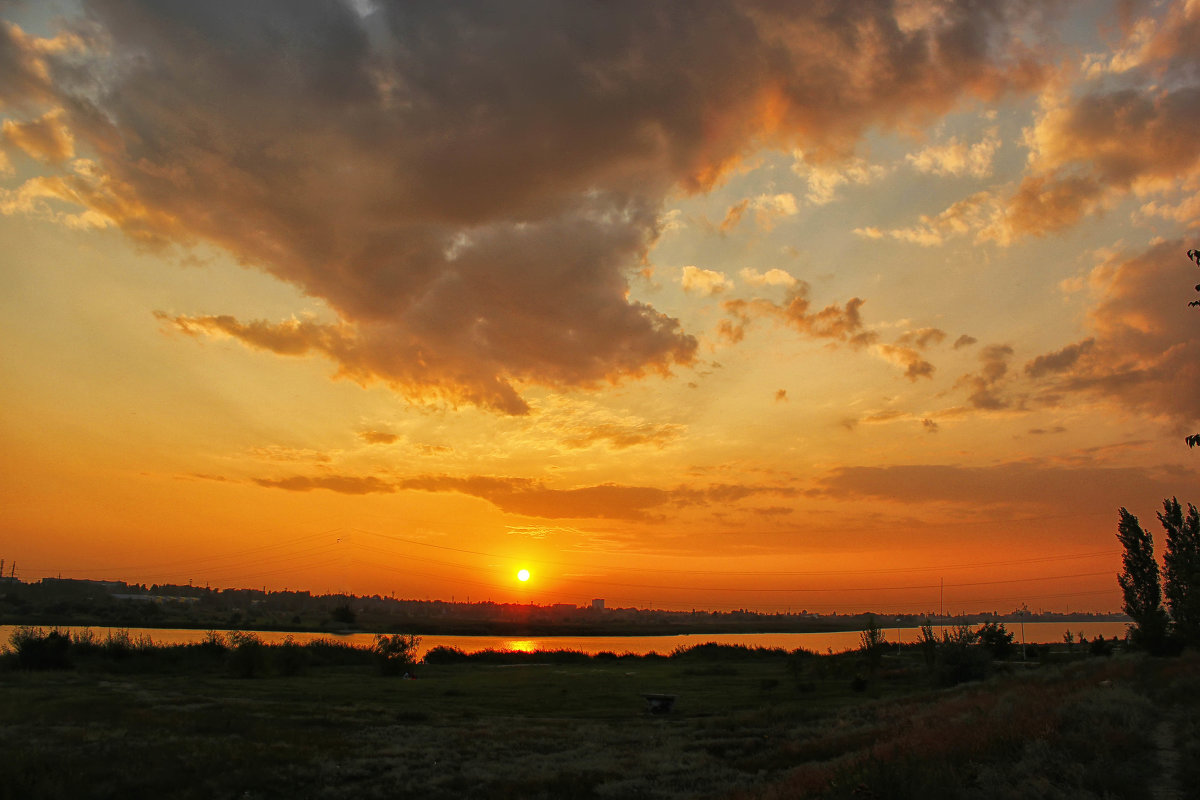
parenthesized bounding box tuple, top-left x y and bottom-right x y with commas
(503, 639, 539, 653)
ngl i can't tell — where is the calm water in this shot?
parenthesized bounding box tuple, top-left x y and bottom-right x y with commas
(0, 621, 1131, 656)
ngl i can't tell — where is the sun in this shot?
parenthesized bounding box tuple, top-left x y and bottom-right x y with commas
(517, 568, 530, 582)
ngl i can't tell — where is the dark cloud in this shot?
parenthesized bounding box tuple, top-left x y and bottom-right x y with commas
(953, 334, 978, 349)
(955, 343, 1014, 409)
(2, 0, 1050, 412)
(254, 470, 794, 520)
(255, 475, 393, 495)
(722, 284, 878, 349)
(1024, 338, 1095, 378)
(876, 343, 936, 381)
(359, 430, 399, 445)
(897, 327, 947, 349)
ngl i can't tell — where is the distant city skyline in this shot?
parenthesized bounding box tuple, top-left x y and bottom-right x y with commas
(2, 1, 1198, 613)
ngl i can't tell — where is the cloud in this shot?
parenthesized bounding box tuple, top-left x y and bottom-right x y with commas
(1, 108, 74, 164)
(680, 265, 733, 296)
(739, 267, 797, 288)
(359, 430, 399, 445)
(906, 129, 1000, 178)
(953, 334, 978, 349)
(774, 389, 787, 402)
(896, 327, 947, 349)
(1000, 3, 1200, 238)
(922, 418, 939, 433)
(721, 283, 877, 349)
(1024, 338, 1096, 378)
(559, 421, 684, 450)
(1, 2, 1050, 411)
(255, 470, 794, 520)
(955, 344, 1015, 410)
(1023, 240, 1200, 426)
(255, 475, 393, 495)
(876, 344, 936, 381)
(793, 153, 888, 205)
(721, 193, 799, 231)
(857, 191, 1004, 247)
(815, 461, 1184, 511)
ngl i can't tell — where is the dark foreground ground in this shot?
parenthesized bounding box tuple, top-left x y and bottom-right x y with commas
(1, 637, 1196, 800)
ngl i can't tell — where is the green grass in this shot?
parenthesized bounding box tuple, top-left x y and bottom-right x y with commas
(1, 633, 1195, 799)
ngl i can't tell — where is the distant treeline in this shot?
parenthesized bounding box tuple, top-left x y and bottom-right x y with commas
(0, 576, 1127, 636)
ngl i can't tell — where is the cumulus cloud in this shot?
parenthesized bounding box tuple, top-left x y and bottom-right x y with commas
(906, 129, 1000, 178)
(721, 193, 799, 231)
(739, 267, 797, 287)
(680, 265, 733, 296)
(0, 1, 1050, 411)
(1, 108, 74, 164)
(953, 334, 978, 349)
(1000, 3, 1200, 239)
(856, 191, 1004, 246)
(793, 153, 889, 205)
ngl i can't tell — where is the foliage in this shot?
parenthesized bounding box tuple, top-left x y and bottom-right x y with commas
(7, 626, 72, 670)
(859, 614, 886, 673)
(373, 632, 421, 675)
(977, 621, 1015, 659)
(329, 603, 357, 625)
(1116, 507, 1170, 650)
(1159, 497, 1200, 645)
(226, 630, 266, 678)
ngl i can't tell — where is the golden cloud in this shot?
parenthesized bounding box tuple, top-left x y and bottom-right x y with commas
(1, 2, 1051, 411)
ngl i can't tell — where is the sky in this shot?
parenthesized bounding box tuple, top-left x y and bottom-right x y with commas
(1, 0, 1198, 614)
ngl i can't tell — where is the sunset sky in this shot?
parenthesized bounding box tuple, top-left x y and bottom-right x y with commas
(2, 0, 1198, 614)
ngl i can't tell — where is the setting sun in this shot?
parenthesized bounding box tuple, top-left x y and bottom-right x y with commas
(517, 569, 531, 583)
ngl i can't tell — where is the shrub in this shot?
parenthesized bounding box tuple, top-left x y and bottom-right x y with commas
(227, 630, 265, 678)
(9, 627, 72, 670)
(422, 645, 469, 665)
(272, 635, 308, 676)
(977, 622, 1015, 660)
(373, 633, 421, 676)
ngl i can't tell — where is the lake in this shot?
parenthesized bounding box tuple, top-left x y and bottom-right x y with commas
(0, 620, 1131, 656)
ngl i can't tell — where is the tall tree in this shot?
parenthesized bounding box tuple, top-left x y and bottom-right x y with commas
(1116, 507, 1169, 648)
(1159, 497, 1200, 645)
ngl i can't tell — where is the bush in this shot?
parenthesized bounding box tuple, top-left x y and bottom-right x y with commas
(422, 645, 469, 665)
(272, 636, 308, 676)
(8, 627, 72, 670)
(373, 633, 420, 676)
(977, 622, 1015, 660)
(227, 631, 266, 678)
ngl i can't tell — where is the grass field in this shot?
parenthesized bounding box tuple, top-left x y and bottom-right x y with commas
(1, 631, 1196, 799)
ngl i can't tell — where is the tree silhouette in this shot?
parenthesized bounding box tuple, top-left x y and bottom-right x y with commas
(1116, 507, 1169, 649)
(1159, 497, 1200, 645)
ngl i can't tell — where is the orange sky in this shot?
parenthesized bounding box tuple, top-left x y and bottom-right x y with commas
(2, 0, 1198, 613)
